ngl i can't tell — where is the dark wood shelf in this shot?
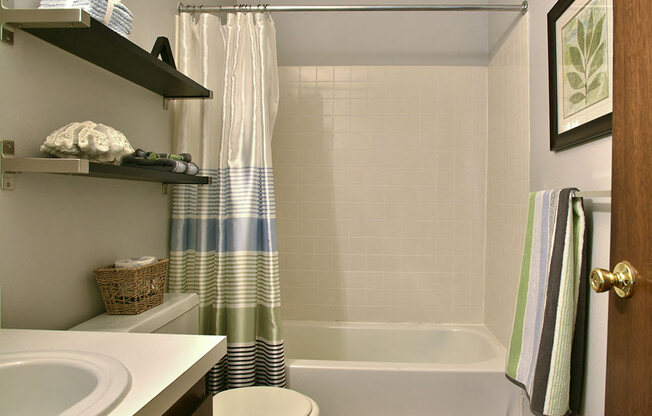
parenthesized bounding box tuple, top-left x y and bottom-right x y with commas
(23, 17, 211, 99)
(81, 163, 211, 184)
(1, 139, 211, 189)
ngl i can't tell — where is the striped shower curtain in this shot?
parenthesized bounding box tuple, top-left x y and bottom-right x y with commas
(168, 12, 285, 393)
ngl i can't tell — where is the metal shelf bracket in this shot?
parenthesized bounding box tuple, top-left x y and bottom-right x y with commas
(1, 140, 16, 189)
(1, 139, 90, 190)
(1, 1, 15, 44)
(1, 1, 91, 45)
(163, 90, 214, 110)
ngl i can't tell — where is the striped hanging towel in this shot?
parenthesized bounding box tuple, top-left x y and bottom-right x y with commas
(506, 188, 588, 416)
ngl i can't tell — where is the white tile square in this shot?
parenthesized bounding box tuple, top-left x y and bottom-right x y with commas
(317, 66, 334, 82)
(300, 66, 317, 82)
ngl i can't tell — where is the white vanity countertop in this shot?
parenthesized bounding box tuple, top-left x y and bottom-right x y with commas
(0, 329, 226, 416)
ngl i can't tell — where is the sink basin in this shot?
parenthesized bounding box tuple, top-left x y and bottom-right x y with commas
(0, 350, 131, 416)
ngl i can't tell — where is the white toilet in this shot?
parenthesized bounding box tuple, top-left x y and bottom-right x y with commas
(70, 292, 201, 334)
(71, 293, 319, 416)
(213, 386, 319, 416)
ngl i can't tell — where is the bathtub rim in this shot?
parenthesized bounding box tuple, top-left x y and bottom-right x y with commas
(283, 321, 507, 372)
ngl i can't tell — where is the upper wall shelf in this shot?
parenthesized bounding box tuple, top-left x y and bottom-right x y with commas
(0, 6, 212, 99)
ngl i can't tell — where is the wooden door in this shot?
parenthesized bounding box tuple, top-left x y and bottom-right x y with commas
(606, 0, 652, 414)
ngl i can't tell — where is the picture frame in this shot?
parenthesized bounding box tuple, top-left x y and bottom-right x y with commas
(547, 0, 613, 151)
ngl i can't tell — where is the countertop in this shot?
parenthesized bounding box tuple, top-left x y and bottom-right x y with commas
(0, 329, 226, 415)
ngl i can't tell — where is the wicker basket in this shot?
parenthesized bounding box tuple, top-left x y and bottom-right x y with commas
(94, 259, 168, 315)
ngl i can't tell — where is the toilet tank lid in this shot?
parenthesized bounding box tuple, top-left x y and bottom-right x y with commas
(69, 293, 200, 333)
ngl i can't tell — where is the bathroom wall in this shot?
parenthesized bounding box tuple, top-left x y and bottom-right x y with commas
(273, 66, 487, 323)
(0, 0, 181, 329)
(484, 17, 530, 347)
(528, 1, 610, 415)
(210, 0, 519, 66)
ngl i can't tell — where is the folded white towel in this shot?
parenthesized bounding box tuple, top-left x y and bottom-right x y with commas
(114, 256, 157, 269)
(40, 2, 133, 36)
(38, 0, 133, 36)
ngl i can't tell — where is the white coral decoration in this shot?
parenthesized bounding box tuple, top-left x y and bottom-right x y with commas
(40, 121, 135, 163)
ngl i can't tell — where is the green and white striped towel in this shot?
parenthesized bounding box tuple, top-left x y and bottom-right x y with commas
(506, 189, 588, 416)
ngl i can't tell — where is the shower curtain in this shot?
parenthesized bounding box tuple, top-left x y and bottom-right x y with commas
(168, 12, 285, 393)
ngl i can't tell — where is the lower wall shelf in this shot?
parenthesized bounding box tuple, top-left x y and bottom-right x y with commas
(84, 162, 211, 184)
(0, 140, 211, 189)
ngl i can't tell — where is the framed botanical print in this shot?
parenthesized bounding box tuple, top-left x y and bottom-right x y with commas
(548, 0, 613, 151)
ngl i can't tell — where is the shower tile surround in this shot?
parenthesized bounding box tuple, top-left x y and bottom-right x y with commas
(485, 18, 531, 346)
(273, 66, 487, 323)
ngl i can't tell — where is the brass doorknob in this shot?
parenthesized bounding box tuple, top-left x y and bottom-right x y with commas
(590, 261, 638, 298)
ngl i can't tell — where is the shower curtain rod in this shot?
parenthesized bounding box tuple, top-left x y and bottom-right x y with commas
(178, 1, 528, 14)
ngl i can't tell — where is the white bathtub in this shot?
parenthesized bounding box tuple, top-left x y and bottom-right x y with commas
(284, 321, 523, 416)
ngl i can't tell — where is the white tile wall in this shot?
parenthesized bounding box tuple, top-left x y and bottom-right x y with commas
(485, 18, 531, 346)
(272, 66, 487, 323)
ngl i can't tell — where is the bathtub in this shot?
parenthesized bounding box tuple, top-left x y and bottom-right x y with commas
(284, 321, 523, 416)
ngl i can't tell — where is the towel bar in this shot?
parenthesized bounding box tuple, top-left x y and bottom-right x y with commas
(574, 190, 611, 198)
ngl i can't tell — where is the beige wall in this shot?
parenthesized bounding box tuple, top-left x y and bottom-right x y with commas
(484, 17, 530, 347)
(273, 66, 487, 323)
(0, 0, 180, 329)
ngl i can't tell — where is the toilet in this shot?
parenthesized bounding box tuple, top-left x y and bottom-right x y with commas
(71, 293, 319, 416)
(70, 292, 201, 334)
(213, 386, 319, 416)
